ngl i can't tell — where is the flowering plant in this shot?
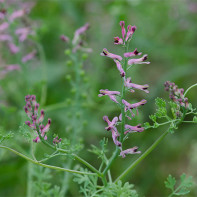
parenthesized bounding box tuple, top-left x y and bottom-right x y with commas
(0, 2, 197, 194)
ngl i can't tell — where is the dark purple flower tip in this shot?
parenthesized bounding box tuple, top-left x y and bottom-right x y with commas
(31, 95, 36, 101)
(25, 121, 31, 126)
(40, 109, 44, 115)
(142, 55, 148, 61)
(60, 35, 69, 42)
(48, 119, 51, 124)
(131, 26, 137, 32)
(133, 48, 139, 55)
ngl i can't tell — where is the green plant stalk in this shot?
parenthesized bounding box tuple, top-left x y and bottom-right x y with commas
(36, 130, 101, 176)
(115, 129, 169, 182)
(44, 102, 68, 112)
(184, 83, 197, 97)
(102, 44, 129, 176)
(36, 42, 48, 106)
(27, 140, 34, 197)
(0, 145, 96, 176)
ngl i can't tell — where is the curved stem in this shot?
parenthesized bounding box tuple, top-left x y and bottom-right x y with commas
(36, 130, 101, 175)
(115, 129, 169, 182)
(0, 145, 96, 176)
(44, 102, 68, 112)
(184, 83, 197, 97)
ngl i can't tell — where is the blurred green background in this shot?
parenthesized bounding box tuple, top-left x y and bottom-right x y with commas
(0, 0, 197, 196)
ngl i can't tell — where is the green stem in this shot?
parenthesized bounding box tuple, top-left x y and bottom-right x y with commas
(36, 129, 101, 175)
(184, 83, 197, 97)
(102, 45, 129, 176)
(44, 102, 68, 112)
(115, 129, 169, 182)
(36, 43, 47, 106)
(103, 147, 119, 175)
(0, 145, 96, 176)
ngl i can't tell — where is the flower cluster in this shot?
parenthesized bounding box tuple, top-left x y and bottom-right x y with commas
(60, 23, 92, 53)
(0, 1, 36, 79)
(164, 81, 189, 109)
(99, 21, 150, 158)
(24, 95, 53, 143)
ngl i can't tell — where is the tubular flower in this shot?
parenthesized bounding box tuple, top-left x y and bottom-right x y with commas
(164, 81, 189, 109)
(24, 95, 51, 143)
(128, 54, 150, 65)
(22, 50, 36, 63)
(124, 77, 149, 93)
(124, 48, 142, 58)
(103, 116, 118, 131)
(125, 25, 136, 42)
(120, 146, 141, 158)
(120, 21, 126, 39)
(114, 59, 125, 77)
(72, 23, 90, 45)
(122, 99, 147, 110)
(100, 48, 122, 61)
(0, 22, 9, 32)
(8, 42, 20, 54)
(124, 124, 144, 134)
(103, 116, 121, 147)
(114, 36, 123, 45)
(98, 89, 120, 103)
(9, 9, 27, 22)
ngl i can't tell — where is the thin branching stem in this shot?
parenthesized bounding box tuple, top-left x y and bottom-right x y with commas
(0, 145, 96, 176)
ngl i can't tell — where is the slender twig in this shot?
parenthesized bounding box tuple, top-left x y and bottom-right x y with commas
(0, 145, 96, 176)
(184, 83, 197, 97)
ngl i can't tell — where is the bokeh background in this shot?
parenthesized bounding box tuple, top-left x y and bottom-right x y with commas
(0, 0, 197, 196)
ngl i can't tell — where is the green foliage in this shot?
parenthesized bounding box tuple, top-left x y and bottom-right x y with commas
(19, 123, 31, 142)
(73, 168, 99, 196)
(0, 127, 14, 144)
(88, 138, 108, 160)
(73, 169, 138, 197)
(102, 181, 138, 197)
(165, 174, 193, 196)
(32, 166, 61, 197)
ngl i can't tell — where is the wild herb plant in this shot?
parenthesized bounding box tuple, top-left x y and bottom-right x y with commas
(0, 2, 197, 195)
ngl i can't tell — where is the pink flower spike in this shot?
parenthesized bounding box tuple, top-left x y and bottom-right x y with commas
(8, 42, 20, 54)
(100, 48, 122, 61)
(22, 50, 36, 63)
(120, 21, 126, 39)
(120, 146, 141, 158)
(124, 48, 142, 58)
(125, 25, 136, 42)
(114, 60, 125, 77)
(103, 116, 118, 131)
(128, 55, 150, 65)
(114, 37, 123, 45)
(0, 22, 9, 32)
(124, 77, 149, 93)
(124, 124, 144, 134)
